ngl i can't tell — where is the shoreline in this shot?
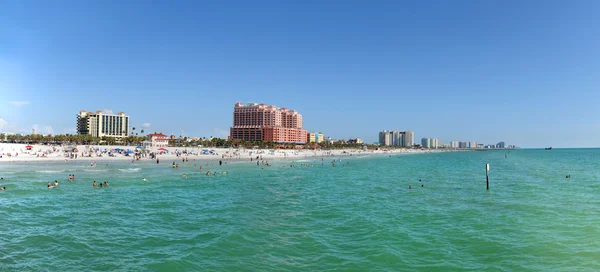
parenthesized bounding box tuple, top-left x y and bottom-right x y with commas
(0, 143, 448, 164)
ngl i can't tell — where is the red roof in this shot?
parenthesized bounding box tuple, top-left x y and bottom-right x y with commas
(148, 133, 167, 137)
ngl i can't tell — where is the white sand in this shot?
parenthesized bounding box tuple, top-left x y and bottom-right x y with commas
(0, 143, 441, 163)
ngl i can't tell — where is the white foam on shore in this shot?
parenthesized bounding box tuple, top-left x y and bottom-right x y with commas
(83, 169, 108, 172)
(36, 170, 64, 173)
(118, 168, 141, 173)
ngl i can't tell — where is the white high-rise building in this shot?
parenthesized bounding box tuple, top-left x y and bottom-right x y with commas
(403, 130, 414, 147)
(378, 130, 390, 146)
(379, 130, 413, 147)
(421, 137, 431, 148)
(77, 110, 130, 138)
(392, 130, 403, 146)
(451, 141, 459, 148)
(469, 141, 478, 149)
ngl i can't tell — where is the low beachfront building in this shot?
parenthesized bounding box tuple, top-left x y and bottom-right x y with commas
(147, 133, 169, 147)
(347, 138, 363, 144)
(307, 132, 324, 143)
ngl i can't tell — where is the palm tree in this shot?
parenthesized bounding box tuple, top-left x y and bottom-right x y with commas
(140, 129, 144, 134)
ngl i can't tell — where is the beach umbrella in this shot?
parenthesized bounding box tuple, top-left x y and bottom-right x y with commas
(158, 147, 166, 151)
(25, 145, 33, 149)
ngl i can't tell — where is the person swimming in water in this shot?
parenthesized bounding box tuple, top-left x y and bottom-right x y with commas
(183, 174, 187, 178)
(142, 178, 147, 181)
(54, 180, 59, 187)
(409, 186, 412, 189)
(104, 181, 109, 186)
(93, 181, 97, 187)
(0, 187, 5, 191)
(99, 183, 103, 188)
(206, 171, 210, 176)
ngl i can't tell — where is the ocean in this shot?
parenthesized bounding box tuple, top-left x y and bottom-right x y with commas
(1, 149, 599, 271)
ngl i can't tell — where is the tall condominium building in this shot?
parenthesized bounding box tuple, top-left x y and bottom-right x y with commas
(469, 141, 478, 149)
(421, 138, 431, 148)
(459, 141, 467, 148)
(379, 130, 392, 146)
(77, 110, 130, 138)
(496, 141, 506, 148)
(422, 137, 440, 148)
(451, 141, 459, 148)
(229, 102, 307, 143)
(421, 138, 444, 148)
(379, 130, 413, 147)
(307, 132, 324, 143)
(403, 130, 414, 147)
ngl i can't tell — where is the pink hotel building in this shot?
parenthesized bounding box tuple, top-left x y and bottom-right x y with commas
(229, 102, 308, 144)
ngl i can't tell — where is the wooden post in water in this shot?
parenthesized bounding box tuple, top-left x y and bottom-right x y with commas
(486, 163, 490, 190)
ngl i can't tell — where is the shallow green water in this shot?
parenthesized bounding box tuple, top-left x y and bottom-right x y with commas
(1, 149, 600, 271)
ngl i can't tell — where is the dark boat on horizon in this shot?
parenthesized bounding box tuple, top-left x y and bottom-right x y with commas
(545, 147, 552, 150)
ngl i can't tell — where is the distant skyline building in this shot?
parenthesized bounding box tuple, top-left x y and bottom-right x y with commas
(422, 137, 440, 148)
(496, 141, 506, 148)
(229, 102, 307, 144)
(379, 130, 413, 147)
(459, 141, 467, 148)
(76, 110, 130, 138)
(451, 141, 459, 148)
(403, 131, 414, 147)
(469, 141, 478, 149)
(421, 137, 431, 148)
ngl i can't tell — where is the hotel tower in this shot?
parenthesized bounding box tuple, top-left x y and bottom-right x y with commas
(229, 102, 307, 144)
(77, 110, 130, 139)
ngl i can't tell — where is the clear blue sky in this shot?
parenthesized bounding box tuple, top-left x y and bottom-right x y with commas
(1, 0, 599, 147)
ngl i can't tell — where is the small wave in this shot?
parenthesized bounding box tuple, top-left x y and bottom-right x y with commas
(118, 168, 141, 173)
(36, 170, 64, 173)
(83, 169, 108, 172)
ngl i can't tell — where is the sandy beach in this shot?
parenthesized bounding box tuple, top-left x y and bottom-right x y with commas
(0, 143, 442, 163)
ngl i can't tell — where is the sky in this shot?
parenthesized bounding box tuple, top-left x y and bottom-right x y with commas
(1, 0, 599, 148)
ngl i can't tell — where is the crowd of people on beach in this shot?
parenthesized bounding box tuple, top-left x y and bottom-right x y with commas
(0, 147, 442, 193)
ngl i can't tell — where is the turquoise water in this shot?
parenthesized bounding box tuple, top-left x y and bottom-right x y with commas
(1, 149, 600, 271)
